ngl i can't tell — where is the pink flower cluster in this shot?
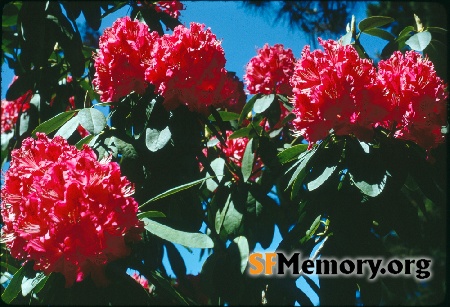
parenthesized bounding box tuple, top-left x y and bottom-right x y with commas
(244, 43, 296, 95)
(1, 134, 143, 287)
(93, 17, 159, 102)
(1, 77, 32, 134)
(137, 1, 185, 19)
(93, 18, 245, 115)
(376, 51, 447, 149)
(290, 39, 447, 150)
(203, 131, 263, 181)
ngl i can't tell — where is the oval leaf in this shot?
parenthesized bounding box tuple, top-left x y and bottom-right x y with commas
(137, 211, 166, 219)
(139, 177, 212, 209)
(31, 110, 77, 137)
(405, 31, 432, 51)
(306, 165, 337, 191)
(239, 94, 260, 125)
(339, 31, 352, 45)
(208, 111, 240, 122)
(253, 94, 275, 114)
(233, 236, 249, 274)
(278, 144, 309, 164)
(54, 115, 80, 139)
(78, 108, 107, 135)
(241, 138, 254, 182)
(142, 218, 214, 249)
(145, 126, 171, 152)
(350, 172, 388, 197)
(363, 28, 395, 41)
(75, 134, 95, 150)
(206, 158, 225, 191)
(1, 265, 25, 304)
(358, 16, 394, 32)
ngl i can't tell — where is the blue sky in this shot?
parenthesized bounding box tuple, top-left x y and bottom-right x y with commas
(1, 2, 377, 304)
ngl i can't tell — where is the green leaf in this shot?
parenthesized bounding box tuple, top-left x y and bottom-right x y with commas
(229, 126, 252, 139)
(358, 16, 394, 32)
(21, 272, 48, 296)
(208, 111, 240, 121)
(137, 211, 166, 219)
(350, 172, 388, 197)
(253, 94, 275, 114)
(145, 126, 171, 152)
(54, 115, 80, 139)
(233, 236, 249, 274)
(306, 166, 337, 191)
(141, 218, 214, 249)
(139, 177, 211, 209)
(363, 28, 395, 41)
(300, 215, 321, 244)
(426, 27, 447, 35)
(339, 31, 352, 45)
(239, 94, 260, 125)
(222, 198, 244, 236)
(278, 144, 309, 164)
(397, 26, 415, 39)
(78, 108, 107, 135)
(215, 194, 231, 234)
(290, 149, 316, 199)
(0, 262, 18, 275)
(1, 265, 26, 303)
(206, 158, 225, 191)
(241, 138, 254, 182)
(75, 134, 95, 150)
(405, 31, 432, 51)
(31, 110, 77, 137)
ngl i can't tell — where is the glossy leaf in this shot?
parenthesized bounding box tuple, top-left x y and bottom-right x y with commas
(350, 172, 388, 197)
(339, 31, 352, 45)
(137, 211, 166, 219)
(21, 272, 47, 296)
(54, 116, 80, 139)
(397, 26, 415, 39)
(215, 194, 231, 234)
(31, 110, 77, 137)
(363, 28, 395, 41)
(75, 134, 95, 150)
(278, 144, 309, 164)
(1, 265, 25, 303)
(206, 158, 225, 191)
(241, 138, 254, 182)
(233, 236, 249, 273)
(405, 31, 432, 51)
(208, 111, 240, 121)
(239, 94, 260, 125)
(358, 16, 394, 32)
(145, 126, 171, 152)
(306, 165, 338, 191)
(222, 198, 244, 236)
(253, 94, 275, 114)
(78, 108, 107, 135)
(142, 218, 214, 249)
(139, 177, 211, 209)
(229, 126, 252, 139)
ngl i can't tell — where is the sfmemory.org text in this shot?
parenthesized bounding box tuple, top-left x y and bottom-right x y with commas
(248, 252, 432, 280)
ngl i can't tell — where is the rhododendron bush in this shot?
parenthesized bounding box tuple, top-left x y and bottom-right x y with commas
(1, 2, 447, 306)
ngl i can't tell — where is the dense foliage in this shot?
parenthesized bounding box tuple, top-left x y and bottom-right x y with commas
(1, 1, 447, 305)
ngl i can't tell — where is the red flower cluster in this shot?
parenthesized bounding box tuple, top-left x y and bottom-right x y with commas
(244, 43, 296, 95)
(93, 17, 159, 102)
(203, 131, 263, 181)
(137, 1, 184, 19)
(1, 77, 32, 134)
(290, 39, 447, 150)
(290, 38, 383, 145)
(376, 51, 447, 149)
(94, 19, 244, 115)
(1, 134, 143, 287)
(145, 22, 244, 114)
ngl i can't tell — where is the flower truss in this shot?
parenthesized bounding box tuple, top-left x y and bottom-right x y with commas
(0, 134, 143, 287)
